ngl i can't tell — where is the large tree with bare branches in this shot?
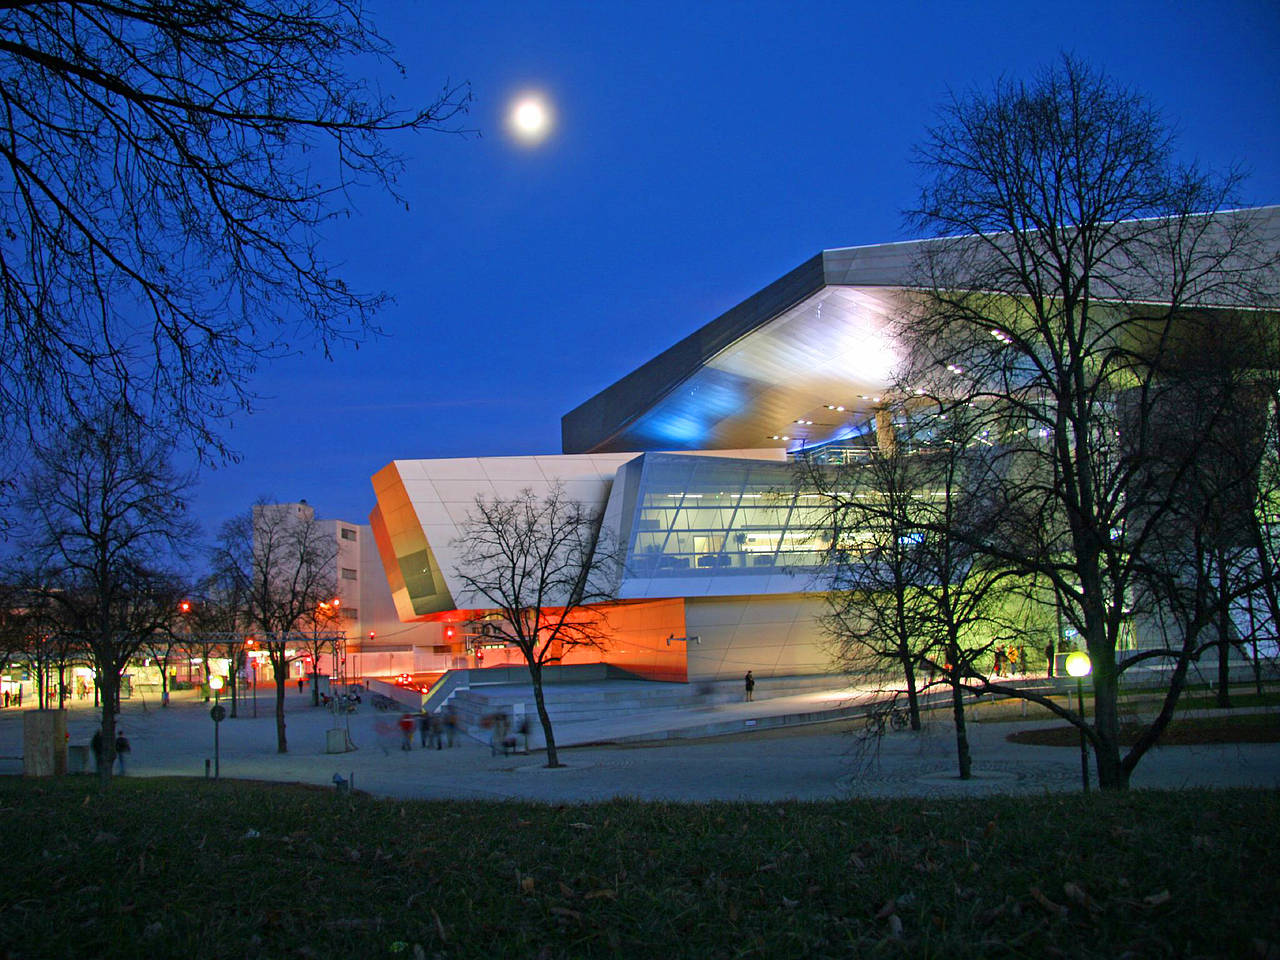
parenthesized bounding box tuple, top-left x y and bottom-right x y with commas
(13, 406, 193, 784)
(212, 501, 337, 752)
(452, 485, 619, 768)
(901, 55, 1280, 789)
(0, 1, 470, 478)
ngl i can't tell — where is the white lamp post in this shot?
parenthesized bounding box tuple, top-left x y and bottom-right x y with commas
(1065, 651, 1091, 793)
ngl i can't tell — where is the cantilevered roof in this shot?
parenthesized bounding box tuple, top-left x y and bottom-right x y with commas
(560, 241, 929, 455)
(562, 206, 1280, 456)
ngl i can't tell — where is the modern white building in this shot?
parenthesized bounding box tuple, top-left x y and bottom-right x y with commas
(369, 206, 1280, 684)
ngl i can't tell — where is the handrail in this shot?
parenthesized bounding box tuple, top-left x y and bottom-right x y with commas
(421, 670, 470, 713)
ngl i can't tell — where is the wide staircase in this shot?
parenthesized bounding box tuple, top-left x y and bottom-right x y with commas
(444, 672, 846, 732)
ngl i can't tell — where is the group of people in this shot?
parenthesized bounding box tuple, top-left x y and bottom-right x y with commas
(90, 728, 131, 774)
(991, 645, 1030, 677)
(481, 711, 532, 756)
(1, 688, 21, 708)
(395, 704, 461, 751)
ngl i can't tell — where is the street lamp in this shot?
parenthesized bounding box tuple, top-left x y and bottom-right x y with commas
(208, 675, 226, 780)
(1065, 650, 1091, 793)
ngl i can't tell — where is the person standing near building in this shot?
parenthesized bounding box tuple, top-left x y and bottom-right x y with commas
(398, 713, 414, 750)
(744, 670, 755, 702)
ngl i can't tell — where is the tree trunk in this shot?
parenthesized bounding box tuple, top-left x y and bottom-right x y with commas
(529, 663, 560, 767)
(1088, 646, 1128, 791)
(1215, 553, 1232, 708)
(97, 672, 118, 787)
(903, 657, 922, 731)
(950, 681, 971, 780)
(312, 671, 320, 707)
(160, 662, 170, 707)
(274, 672, 288, 753)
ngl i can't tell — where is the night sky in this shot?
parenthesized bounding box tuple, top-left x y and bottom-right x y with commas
(187, 0, 1280, 536)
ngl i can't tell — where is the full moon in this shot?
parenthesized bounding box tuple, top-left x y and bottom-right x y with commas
(508, 94, 553, 144)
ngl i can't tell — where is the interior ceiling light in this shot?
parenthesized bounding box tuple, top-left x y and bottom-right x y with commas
(794, 418, 813, 425)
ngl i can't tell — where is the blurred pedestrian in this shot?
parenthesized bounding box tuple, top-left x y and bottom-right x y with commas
(489, 712, 510, 756)
(114, 731, 131, 774)
(444, 704, 459, 747)
(744, 670, 755, 702)
(398, 713, 414, 751)
(517, 715, 531, 754)
(417, 711, 430, 747)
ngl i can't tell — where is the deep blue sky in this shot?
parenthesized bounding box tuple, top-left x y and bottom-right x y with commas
(188, 0, 1280, 534)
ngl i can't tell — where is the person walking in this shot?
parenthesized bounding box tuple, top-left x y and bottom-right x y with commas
(517, 715, 531, 754)
(744, 670, 755, 702)
(417, 711, 431, 748)
(114, 731, 131, 774)
(1045, 641, 1055, 677)
(398, 713, 414, 751)
(443, 704, 458, 747)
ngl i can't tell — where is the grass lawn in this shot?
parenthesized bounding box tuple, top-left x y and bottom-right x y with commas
(1, 778, 1276, 959)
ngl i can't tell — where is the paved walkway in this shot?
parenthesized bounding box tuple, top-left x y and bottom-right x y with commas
(1, 686, 1277, 802)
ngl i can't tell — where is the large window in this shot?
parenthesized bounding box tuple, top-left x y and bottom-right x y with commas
(625, 455, 831, 577)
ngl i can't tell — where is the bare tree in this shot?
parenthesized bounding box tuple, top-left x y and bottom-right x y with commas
(14, 406, 192, 783)
(808, 403, 1017, 779)
(452, 485, 619, 768)
(0, 585, 28, 692)
(298, 597, 344, 707)
(213, 502, 337, 752)
(0, 2, 471, 477)
(138, 598, 189, 709)
(902, 55, 1280, 789)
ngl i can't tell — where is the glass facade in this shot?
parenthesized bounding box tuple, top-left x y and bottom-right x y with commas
(623, 454, 833, 578)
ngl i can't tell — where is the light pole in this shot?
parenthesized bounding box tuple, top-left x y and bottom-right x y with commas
(209, 675, 225, 780)
(246, 637, 257, 718)
(1065, 651, 1091, 793)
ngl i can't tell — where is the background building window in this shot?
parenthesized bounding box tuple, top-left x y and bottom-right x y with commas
(341, 568, 357, 580)
(340, 527, 357, 541)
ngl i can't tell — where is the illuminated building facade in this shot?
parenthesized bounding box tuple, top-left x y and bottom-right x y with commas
(371, 207, 1280, 683)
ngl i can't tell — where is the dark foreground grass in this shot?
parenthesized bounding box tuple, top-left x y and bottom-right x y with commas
(1, 778, 1276, 960)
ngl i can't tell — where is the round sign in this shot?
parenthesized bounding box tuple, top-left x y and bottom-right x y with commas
(210, 704, 227, 723)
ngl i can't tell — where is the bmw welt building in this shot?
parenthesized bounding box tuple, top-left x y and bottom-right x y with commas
(369, 207, 1280, 684)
